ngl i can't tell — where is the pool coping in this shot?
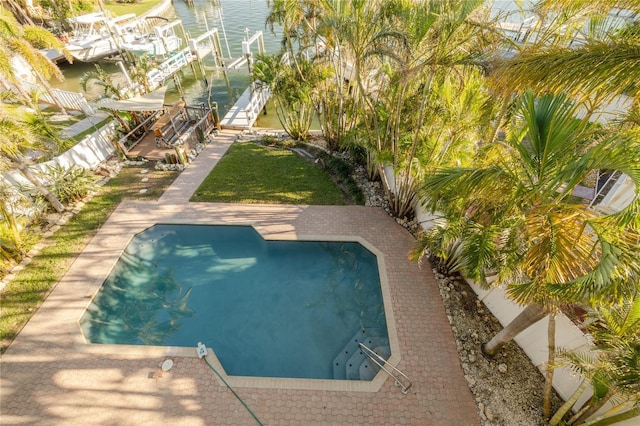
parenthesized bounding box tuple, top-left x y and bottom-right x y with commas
(74, 219, 400, 393)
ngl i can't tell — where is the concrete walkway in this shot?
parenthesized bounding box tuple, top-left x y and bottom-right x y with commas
(61, 111, 111, 138)
(0, 133, 480, 425)
(159, 129, 237, 203)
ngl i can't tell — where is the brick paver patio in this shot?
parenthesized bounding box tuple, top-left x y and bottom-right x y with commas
(1, 135, 479, 425)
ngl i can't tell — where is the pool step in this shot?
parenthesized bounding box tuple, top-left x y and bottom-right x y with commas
(359, 346, 392, 381)
(333, 328, 390, 381)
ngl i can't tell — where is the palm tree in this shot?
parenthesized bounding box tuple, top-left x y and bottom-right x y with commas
(490, 0, 640, 109)
(414, 91, 640, 358)
(314, 0, 400, 150)
(360, 0, 497, 218)
(80, 63, 128, 100)
(549, 293, 640, 425)
(80, 63, 135, 132)
(0, 6, 69, 114)
(0, 114, 65, 213)
(253, 53, 323, 141)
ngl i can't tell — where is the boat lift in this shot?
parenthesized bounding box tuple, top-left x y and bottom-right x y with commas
(219, 29, 270, 130)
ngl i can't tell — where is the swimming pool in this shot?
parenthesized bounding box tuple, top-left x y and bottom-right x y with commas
(80, 224, 390, 381)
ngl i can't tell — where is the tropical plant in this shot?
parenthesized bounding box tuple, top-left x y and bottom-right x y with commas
(126, 54, 156, 95)
(81, 63, 136, 132)
(413, 91, 640, 415)
(361, 0, 497, 218)
(0, 6, 70, 113)
(0, 113, 65, 212)
(312, 0, 399, 152)
(253, 53, 328, 140)
(549, 293, 640, 426)
(80, 63, 127, 100)
(0, 182, 27, 263)
(490, 0, 640, 110)
(266, 0, 320, 78)
(38, 164, 97, 205)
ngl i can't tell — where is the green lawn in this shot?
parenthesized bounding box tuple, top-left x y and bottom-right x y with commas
(104, 0, 164, 17)
(0, 166, 178, 353)
(191, 142, 348, 205)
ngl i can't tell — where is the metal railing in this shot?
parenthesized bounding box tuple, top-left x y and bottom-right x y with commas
(589, 170, 622, 207)
(358, 342, 412, 394)
(244, 85, 270, 126)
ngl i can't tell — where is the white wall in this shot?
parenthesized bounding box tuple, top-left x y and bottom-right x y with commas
(3, 122, 117, 188)
(416, 197, 637, 423)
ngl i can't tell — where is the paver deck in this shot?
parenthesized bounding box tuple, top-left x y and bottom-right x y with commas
(0, 136, 479, 425)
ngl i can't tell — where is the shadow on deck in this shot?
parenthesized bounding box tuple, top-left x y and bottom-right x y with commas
(115, 102, 220, 164)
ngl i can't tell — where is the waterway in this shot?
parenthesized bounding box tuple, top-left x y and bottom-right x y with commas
(51, 0, 530, 126)
(52, 0, 281, 117)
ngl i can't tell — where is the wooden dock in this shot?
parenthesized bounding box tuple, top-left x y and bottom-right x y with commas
(126, 132, 176, 161)
(220, 85, 271, 130)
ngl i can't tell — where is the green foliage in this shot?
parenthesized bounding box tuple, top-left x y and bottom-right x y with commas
(39, 0, 92, 18)
(0, 187, 24, 265)
(80, 64, 126, 100)
(253, 53, 328, 141)
(551, 294, 640, 425)
(315, 151, 365, 205)
(22, 25, 65, 50)
(40, 164, 98, 206)
(419, 91, 640, 304)
(127, 54, 156, 93)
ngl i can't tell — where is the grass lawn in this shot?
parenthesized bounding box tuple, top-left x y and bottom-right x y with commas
(190, 142, 349, 205)
(104, 0, 164, 17)
(0, 166, 179, 353)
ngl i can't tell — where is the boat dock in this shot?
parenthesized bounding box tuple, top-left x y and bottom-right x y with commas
(145, 22, 224, 91)
(495, 17, 538, 42)
(219, 84, 271, 130)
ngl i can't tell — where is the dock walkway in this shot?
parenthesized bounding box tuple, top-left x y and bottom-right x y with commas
(220, 85, 271, 130)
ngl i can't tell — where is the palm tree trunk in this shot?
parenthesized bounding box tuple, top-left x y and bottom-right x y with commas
(549, 379, 590, 426)
(14, 158, 65, 213)
(482, 303, 547, 357)
(579, 406, 640, 426)
(5, 0, 35, 25)
(573, 389, 615, 425)
(544, 312, 557, 419)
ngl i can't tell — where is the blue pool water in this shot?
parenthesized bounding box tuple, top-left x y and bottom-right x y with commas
(80, 224, 389, 380)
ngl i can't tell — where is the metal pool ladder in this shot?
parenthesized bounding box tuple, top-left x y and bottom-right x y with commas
(358, 342, 412, 394)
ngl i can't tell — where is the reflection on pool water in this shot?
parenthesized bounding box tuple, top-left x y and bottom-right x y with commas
(80, 224, 390, 380)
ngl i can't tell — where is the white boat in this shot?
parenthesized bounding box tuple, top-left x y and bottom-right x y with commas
(121, 20, 183, 58)
(121, 33, 182, 57)
(64, 12, 142, 62)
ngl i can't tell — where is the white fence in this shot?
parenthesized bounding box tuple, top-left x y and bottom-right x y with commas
(2, 121, 116, 188)
(40, 88, 95, 115)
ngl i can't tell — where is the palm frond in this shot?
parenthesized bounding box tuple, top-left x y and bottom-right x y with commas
(491, 41, 640, 101)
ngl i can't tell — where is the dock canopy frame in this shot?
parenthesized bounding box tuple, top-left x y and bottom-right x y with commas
(97, 87, 168, 112)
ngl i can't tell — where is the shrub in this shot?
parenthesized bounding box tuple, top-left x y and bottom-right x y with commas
(41, 165, 98, 206)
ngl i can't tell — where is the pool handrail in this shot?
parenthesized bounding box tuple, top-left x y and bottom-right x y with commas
(358, 342, 412, 394)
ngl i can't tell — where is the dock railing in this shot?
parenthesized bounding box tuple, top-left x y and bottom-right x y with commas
(244, 84, 270, 125)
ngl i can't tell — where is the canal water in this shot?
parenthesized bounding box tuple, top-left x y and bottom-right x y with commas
(51, 0, 529, 125)
(52, 0, 280, 120)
